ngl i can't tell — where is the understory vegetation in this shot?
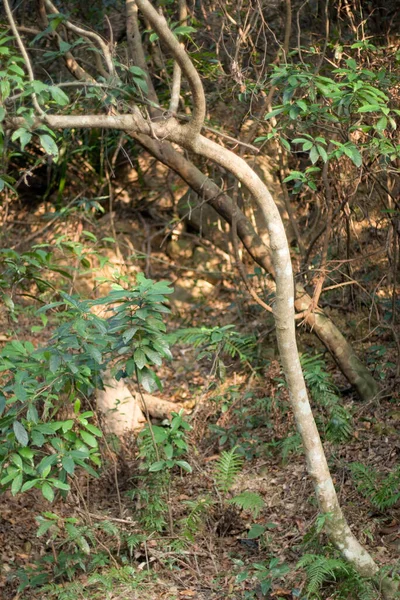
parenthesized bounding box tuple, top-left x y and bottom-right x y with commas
(0, 0, 399, 599)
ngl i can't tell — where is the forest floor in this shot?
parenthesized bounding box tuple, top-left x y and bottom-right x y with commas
(0, 201, 399, 600)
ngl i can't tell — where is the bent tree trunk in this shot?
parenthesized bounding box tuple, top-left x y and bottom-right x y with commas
(130, 132, 378, 401)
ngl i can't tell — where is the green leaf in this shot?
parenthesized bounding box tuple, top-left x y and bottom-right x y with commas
(149, 460, 166, 472)
(41, 482, 55, 502)
(84, 423, 102, 437)
(134, 348, 147, 370)
(39, 134, 58, 157)
(11, 472, 23, 495)
(176, 460, 192, 473)
(31, 80, 49, 94)
(164, 444, 173, 460)
(13, 421, 29, 446)
(317, 145, 328, 162)
(247, 524, 266, 539)
(358, 104, 383, 113)
(343, 144, 362, 167)
(143, 347, 163, 366)
(21, 479, 40, 492)
(151, 425, 168, 443)
(12, 453, 23, 469)
(376, 116, 387, 132)
(80, 430, 97, 448)
(51, 479, 70, 491)
(62, 455, 75, 474)
(49, 353, 61, 373)
(36, 518, 54, 537)
(49, 86, 69, 106)
(77, 536, 91, 555)
(309, 146, 319, 164)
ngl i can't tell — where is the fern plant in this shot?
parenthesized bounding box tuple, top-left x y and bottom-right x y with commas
(301, 353, 353, 442)
(298, 553, 350, 596)
(350, 462, 400, 511)
(169, 325, 257, 378)
(179, 497, 214, 541)
(298, 552, 383, 599)
(228, 491, 264, 518)
(214, 446, 244, 495)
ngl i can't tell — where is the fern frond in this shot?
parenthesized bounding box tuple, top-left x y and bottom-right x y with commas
(180, 497, 213, 540)
(228, 491, 264, 518)
(351, 463, 400, 511)
(298, 553, 350, 595)
(214, 447, 243, 495)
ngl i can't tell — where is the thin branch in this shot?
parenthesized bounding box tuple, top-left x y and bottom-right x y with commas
(3, 0, 45, 116)
(169, 0, 188, 114)
(136, 0, 206, 133)
(43, 0, 115, 77)
(126, 0, 159, 109)
(231, 202, 274, 314)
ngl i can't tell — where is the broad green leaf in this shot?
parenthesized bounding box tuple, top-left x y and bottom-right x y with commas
(51, 479, 70, 491)
(11, 472, 23, 495)
(11, 453, 23, 469)
(80, 430, 97, 448)
(39, 134, 58, 157)
(309, 146, 319, 164)
(84, 423, 102, 437)
(21, 479, 40, 492)
(149, 460, 166, 472)
(134, 348, 147, 370)
(358, 104, 383, 113)
(41, 482, 55, 502)
(164, 444, 173, 460)
(317, 145, 328, 162)
(77, 536, 91, 555)
(376, 116, 387, 132)
(62, 455, 75, 474)
(176, 460, 192, 473)
(49, 86, 69, 106)
(247, 524, 266, 539)
(31, 80, 49, 94)
(13, 421, 29, 446)
(36, 518, 54, 537)
(343, 144, 362, 167)
(151, 425, 168, 443)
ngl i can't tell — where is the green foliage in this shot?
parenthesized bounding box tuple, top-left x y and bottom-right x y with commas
(15, 511, 145, 593)
(0, 273, 174, 501)
(350, 462, 400, 511)
(179, 497, 213, 541)
(214, 446, 243, 495)
(132, 411, 192, 534)
(236, 556, 290, 597)
(255, 54, 400, 193)
(139, 409, 192, 474)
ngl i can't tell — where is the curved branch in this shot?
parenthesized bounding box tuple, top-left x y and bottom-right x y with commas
(169, 0, 188, 114)
(3, 0, 45, 117)
(126, 0, 160, 109)
(43, 0, 115, 77)
(135, 0, 206, 133)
